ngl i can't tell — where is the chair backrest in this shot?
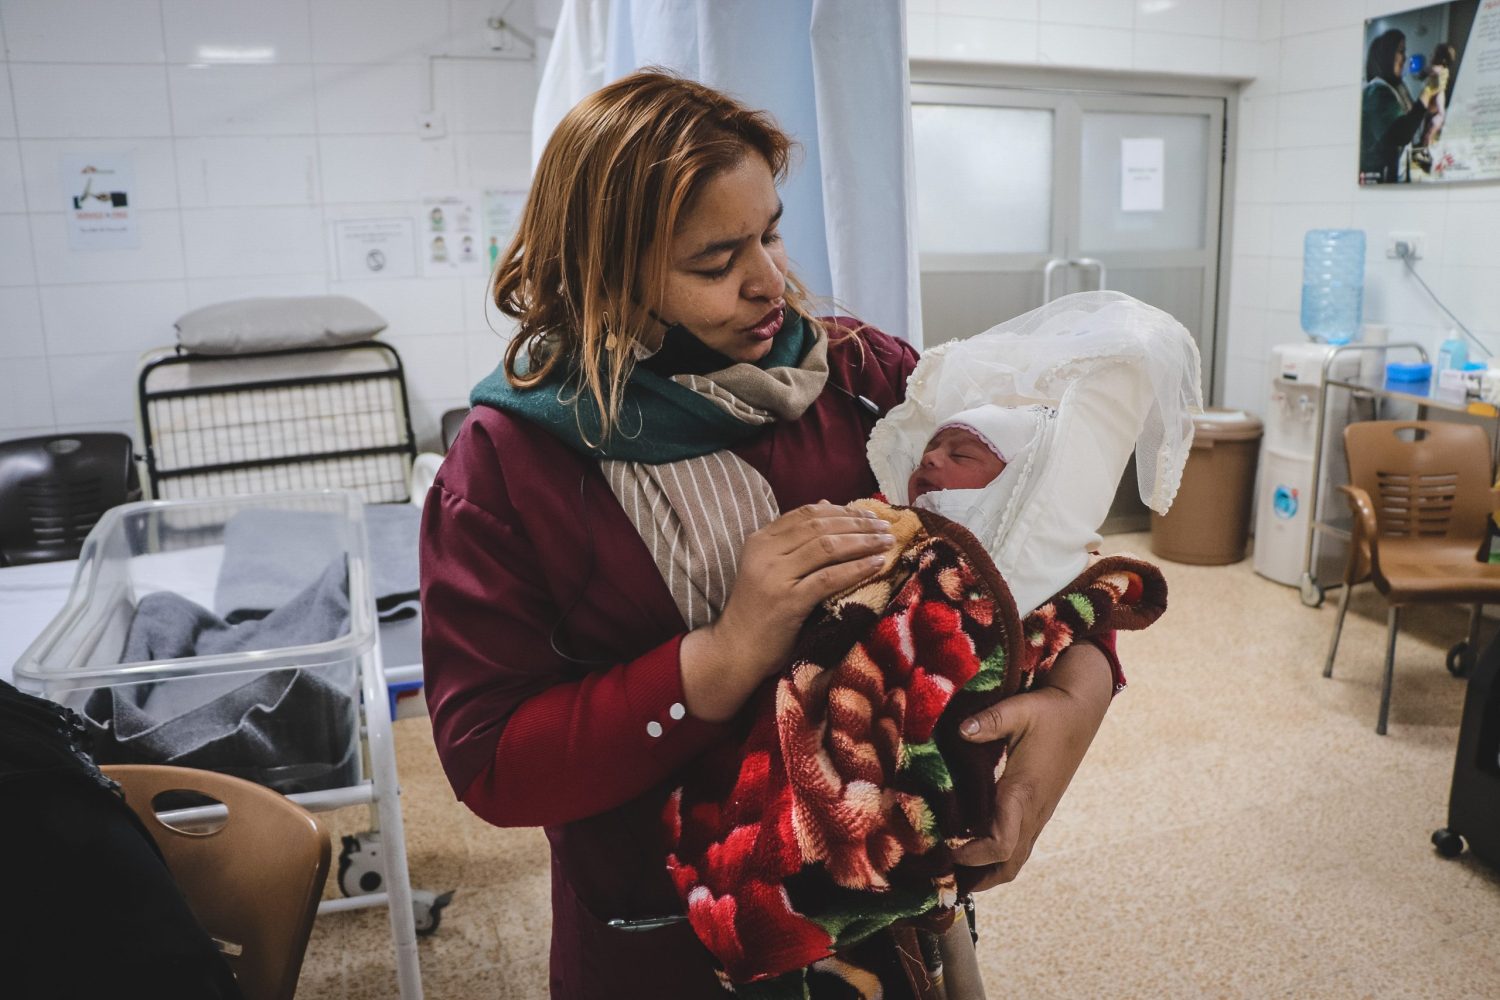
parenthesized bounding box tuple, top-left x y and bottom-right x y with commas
(0, 432, 139, 565)
(1344, 420, 1494, 542)
(440, 406, 469, 453)
(137, 342, 417, 503)
(103, 764, 331, 1000)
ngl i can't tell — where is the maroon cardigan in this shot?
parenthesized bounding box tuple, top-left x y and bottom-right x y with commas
(420, 324, 1121, 997)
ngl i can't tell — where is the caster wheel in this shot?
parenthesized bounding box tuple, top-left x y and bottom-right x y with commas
(413, 890, 455, 936)
(1299, 577, 1325, 608)
(337, 832, 385, 897)
(1432, 828, 1465, 858)
(1446, 641, 1472, 678)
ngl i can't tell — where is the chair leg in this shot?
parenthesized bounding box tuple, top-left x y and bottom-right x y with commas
(1324, 583, 1353, 678)
(1377, 605, 1401, 736)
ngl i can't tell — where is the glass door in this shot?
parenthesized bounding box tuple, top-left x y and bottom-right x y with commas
(912, 83, 1225, 531)
(1072, 93, 1223, 376)
(910, 86, 1063, 343)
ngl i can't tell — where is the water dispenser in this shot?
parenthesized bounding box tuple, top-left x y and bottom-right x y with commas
(1254, 343, 1362, 588)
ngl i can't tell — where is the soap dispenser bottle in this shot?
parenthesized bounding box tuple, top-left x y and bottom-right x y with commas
(1438, 329, 1468, 371)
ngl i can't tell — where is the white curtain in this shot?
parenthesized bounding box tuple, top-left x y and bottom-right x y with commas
(532, 0, 922, 347)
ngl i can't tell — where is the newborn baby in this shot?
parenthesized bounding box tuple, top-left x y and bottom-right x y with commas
(906, 405, 1035, 503)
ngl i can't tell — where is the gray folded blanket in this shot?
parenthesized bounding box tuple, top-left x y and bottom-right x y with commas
(84, 559, 358, 793)
(215, 503, 421, 622)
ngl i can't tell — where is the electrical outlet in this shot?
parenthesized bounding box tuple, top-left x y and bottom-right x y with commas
(1386, 231, 1425, 260)
(415, 111, 447, 140)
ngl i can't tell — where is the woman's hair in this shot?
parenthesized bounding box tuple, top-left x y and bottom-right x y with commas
(1366, 29, 1406, 87)
(1430, 42, 1457, 69)
(492, 69, 822, 441)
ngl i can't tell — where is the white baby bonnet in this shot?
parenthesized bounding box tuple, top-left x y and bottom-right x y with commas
(935, 406, 1037, 463)
(868, 291, 1203, 616)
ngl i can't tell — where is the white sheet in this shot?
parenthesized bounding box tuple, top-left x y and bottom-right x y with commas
(0, 560, 77, 686)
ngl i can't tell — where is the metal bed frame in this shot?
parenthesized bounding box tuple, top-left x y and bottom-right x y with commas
(137, 342, 418, 503)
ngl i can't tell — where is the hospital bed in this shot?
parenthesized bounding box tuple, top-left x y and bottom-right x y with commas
(11, 491, 426, 999)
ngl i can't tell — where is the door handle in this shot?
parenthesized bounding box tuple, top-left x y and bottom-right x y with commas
(1042, 257, 1069, 303)
(1074, 257, 1107, 291)
(1041, 257, 1107, 303)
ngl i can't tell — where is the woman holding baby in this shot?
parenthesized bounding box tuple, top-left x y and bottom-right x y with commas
(419, 70, 1122, 999)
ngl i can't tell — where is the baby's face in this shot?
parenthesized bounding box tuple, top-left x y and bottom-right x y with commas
(907, 427, 1007, 502)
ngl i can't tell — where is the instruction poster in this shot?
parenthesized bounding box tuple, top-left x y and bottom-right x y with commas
(481, 189, 527, 272)
(1360, 0, 1500, 184)
(333, 217, 417, 280)
(62, 153, 138, 250)
(420, 191, 485, 276)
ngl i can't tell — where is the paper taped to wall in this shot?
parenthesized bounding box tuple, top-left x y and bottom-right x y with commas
(333, 218, 417, 280)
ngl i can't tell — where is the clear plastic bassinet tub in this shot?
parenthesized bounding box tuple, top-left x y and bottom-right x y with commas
(13, 490, 377, 795)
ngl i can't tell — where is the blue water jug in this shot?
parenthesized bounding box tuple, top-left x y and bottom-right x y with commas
(1301, 229, 1366, 344)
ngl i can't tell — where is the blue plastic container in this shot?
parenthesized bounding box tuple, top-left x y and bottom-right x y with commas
(1385, 361, 1432, 394)
(1301, 229, 1366, 344)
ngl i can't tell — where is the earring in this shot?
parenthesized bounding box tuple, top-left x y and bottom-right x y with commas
(601, 308, 616, 351)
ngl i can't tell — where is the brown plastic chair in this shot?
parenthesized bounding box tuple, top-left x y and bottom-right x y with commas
(1323, 420, 1500, 734)
(103, 764, 332, 1000)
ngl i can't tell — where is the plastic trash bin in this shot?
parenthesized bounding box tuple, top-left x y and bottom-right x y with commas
(1151, 409, 1263, 565)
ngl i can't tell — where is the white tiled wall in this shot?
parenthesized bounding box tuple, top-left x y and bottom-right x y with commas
(0, 0, 536, 454)
(909, 0, 1261, 78)
(1222, 0, 1500, 416)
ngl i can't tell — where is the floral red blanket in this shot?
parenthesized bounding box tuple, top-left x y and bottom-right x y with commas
(663, 500, 1168, 994)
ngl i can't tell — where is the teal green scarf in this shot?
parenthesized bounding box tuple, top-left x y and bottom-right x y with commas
(470, 313, 825, 464)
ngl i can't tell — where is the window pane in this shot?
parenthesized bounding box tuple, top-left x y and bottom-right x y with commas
(1079, 111, 1209, 252)
(913, 104, 1053, 255)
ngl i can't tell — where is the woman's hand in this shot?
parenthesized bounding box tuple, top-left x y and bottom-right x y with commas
(680, 502, 893, 722)
(950, 641, 1114, 890)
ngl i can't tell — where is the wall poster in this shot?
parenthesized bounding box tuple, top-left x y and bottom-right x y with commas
(62, 153, 138, 250)
(333, 217, 417, 280)
(480, 189, 527, 272)
(420, 191, 486, 276)
(1361, 0, 1500, 184)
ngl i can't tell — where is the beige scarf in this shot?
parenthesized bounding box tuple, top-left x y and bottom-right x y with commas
(601, 331, 829, 629)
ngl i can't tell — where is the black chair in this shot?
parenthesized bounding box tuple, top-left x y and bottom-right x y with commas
(0, 433, 140, 565)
